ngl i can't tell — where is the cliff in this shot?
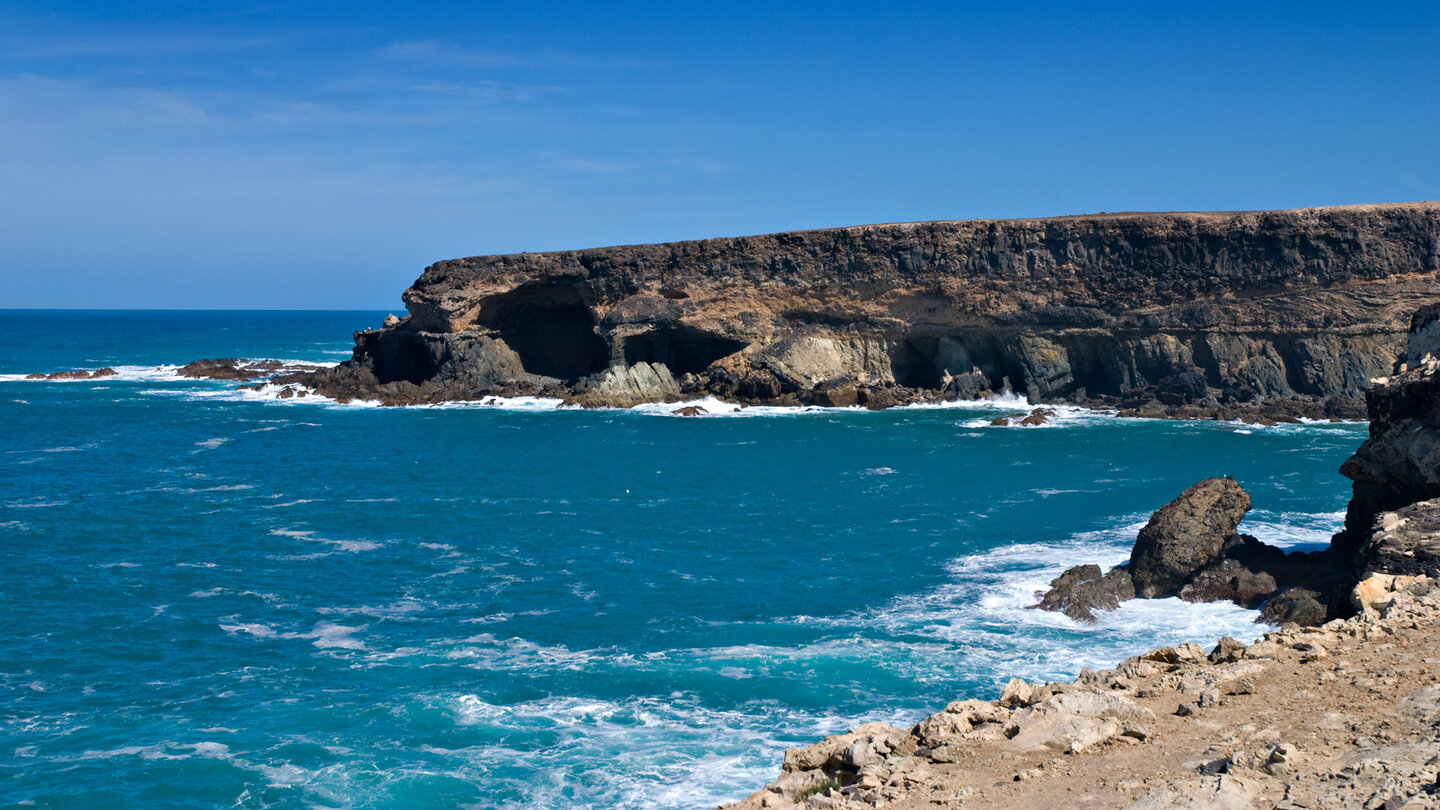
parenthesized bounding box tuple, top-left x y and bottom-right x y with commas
(307, 203, 1440, 413)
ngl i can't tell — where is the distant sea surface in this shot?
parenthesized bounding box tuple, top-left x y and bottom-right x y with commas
(1, 311, 1366, 808)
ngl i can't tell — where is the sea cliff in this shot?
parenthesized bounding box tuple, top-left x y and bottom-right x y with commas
(304, 203, 1440, 416)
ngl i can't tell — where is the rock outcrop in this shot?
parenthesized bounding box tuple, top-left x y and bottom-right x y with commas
(1339, 313, 1440, 555)
(298, 203, 1440, 410)
(1034, 477, 1308, 621)
(1129, 477, 1253, 598)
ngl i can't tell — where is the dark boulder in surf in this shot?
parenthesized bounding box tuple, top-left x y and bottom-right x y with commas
(1033, 564, 1136, 621)
(1129, 478, 1252, 598)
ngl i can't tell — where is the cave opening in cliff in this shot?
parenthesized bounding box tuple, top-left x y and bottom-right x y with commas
(622, 328, 749, 375)
(474, 284, 608, 381)
(371, 331, 439, 385)
(891, 338, 944, 389)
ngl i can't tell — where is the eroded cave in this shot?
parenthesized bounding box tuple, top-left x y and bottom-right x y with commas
(474, 283, 608, 381)
(622, 327, 749, 375)
(368, 330, 440, 385)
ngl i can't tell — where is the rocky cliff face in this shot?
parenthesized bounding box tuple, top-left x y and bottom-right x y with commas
(309, 203, 1440, 411)
(1339, 305, 1440, 554)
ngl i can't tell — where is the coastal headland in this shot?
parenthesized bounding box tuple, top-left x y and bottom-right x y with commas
(295, 203, 1440, 419)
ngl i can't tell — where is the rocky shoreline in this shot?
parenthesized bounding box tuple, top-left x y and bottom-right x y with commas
(278, 203, 1439, 419)
(720, 311, 1440, 808)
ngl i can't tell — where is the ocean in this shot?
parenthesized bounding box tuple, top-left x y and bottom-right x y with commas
(1, 311, 1365, 808)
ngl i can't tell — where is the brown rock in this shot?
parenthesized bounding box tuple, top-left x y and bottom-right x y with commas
(1033, 564, 1136, 621)
(1129, 478, 1252, 598)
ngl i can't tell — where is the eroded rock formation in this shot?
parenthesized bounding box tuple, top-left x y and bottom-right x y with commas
(303, 203, 1440, 411)
(1339, 306, 1440, 554)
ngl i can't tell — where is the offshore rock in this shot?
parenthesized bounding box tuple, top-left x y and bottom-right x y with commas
(1035, 479, 1338, 622)
(305, 203, 1440, 409)
(1033, 564, 1136, 620)
(1129, 478, 1252, 598)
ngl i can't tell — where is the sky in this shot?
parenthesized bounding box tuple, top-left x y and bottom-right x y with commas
(1, 2, 1437, 309)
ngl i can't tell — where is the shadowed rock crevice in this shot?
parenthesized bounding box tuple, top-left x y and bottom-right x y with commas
(365, 330, 443, 385)
(473, 283, 608, 381)
(620, 327, 749, 376)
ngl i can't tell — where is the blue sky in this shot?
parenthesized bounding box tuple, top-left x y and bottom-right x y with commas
(2, 2, 1437, 308)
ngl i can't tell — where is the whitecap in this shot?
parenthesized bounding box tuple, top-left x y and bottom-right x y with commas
(0, 364, 180, 384)
(183, 484, 254, 493)
(1241, 509, 1344, 550)
(220, 623, 277, 638)
(302, 622, 366, 650)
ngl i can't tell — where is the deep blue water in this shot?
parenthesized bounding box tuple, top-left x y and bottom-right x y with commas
(1, 311, 1366, 808)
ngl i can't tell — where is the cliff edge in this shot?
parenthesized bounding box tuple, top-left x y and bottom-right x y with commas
(306, 203, 1440, 415)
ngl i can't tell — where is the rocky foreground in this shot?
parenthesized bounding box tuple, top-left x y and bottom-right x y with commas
(720, 308, 1440, 808)
(726, 571, 1440, 810)
(293, 203, 1440, 417)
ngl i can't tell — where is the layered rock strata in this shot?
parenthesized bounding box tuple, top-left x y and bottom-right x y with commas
(299, 203, 1440, 412)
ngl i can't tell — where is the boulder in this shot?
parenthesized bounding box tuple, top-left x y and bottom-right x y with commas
(1129, 478, 1252, 598)
(570, 362, 681, 407)
(913, 699, 1009, 747)
(1356, 498, 1440, 578)
(1003, 692, 1154, 754)
(1208, 636, 1248, 664)
(1156, 369, 1210, 405)
(1258, 587, 1329, 626)
(1178, 558, 1277, 608)
(1033, 564, 1136, 620)
(941, 370, 991, 399)
(807, 376, 860, 407)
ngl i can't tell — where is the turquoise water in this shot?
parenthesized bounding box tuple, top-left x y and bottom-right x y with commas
(1, 312, 1365, 808)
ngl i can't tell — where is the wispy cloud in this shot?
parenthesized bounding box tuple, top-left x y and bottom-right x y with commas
(325, 73, 567, 104)
(543, 152, 731, 177)
(0, 74, 213, 129)
(1398, 173, 1436, 197)
(377, 39, 659, 70)
(0, 22, 281, 62)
